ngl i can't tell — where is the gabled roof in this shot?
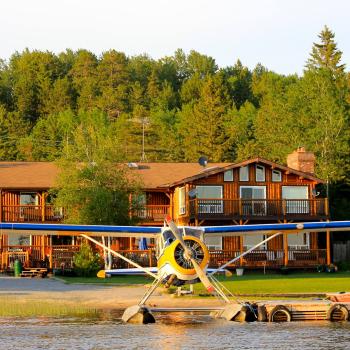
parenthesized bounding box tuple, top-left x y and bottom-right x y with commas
(0, 158, 325, 191)
(132, 162, 231, 189)
(168, 157, 325, 187)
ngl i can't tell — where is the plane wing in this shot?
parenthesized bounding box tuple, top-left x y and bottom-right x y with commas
(0, 222, 161, 238)
(202, 221, 350, 236)
(2, 220, 350, 238)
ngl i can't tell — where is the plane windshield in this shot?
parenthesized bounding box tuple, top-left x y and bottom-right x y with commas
(162, 230, 176, 246)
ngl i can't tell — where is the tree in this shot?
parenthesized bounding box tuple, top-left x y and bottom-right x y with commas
(306, 26, 346, 77)
(8, 49, 63, 123)
(19, 109, 77, 161)
(53, 110, 141, 225)
(73, 243, 102, 277)
(178, 75, 231, 161)
(224, 102, 257, 161)
(96, 50, 130, 116)
(69, 50, 99, 110)
(0, 105, 30, 160)
(220, 60, 255, 109)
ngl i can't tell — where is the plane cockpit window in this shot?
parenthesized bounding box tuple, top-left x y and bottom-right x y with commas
(162, 230, 175, 246)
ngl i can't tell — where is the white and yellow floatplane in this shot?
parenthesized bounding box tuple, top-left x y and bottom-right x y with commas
(1, 218, 350, 323)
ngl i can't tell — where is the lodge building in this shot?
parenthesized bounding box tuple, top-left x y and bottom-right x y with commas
(0, 147, 331, 271)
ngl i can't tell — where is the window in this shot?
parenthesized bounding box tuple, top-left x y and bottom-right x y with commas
(272, 169, 282, 182)
(20, 192, 39, 205)
(179, 187, 186, 215)
(204, 236, 222, 250)
(287, 232, 310, 249)
(256, 165, 265, 182)
(224, 169, 233, 182)
(133, 193, 147, 218)
(240, 186, 266, 216)
(243, 234, 267, 250)
(20, 192, 39, 220)
(196, 185, 223, 213)
(282, 186, 309, 214)
(239, 166, 249, 181)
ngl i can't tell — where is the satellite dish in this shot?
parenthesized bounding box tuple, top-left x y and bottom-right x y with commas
(198, 156, 208, 167)
(188, 189, 197, 198)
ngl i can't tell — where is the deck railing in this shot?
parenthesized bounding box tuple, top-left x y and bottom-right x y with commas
(208, 249, 327, 268)
(0, 245, 327, 271)
(132, 205, 170, 222)
(189, 198, 328, 220)
(0, 199, 327, 224)
(1, 205, 65, 223)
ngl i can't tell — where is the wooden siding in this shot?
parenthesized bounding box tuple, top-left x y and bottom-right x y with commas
(187, 164, 317, 202)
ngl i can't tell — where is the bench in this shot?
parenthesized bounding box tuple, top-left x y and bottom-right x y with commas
(20, 268, 48, 278)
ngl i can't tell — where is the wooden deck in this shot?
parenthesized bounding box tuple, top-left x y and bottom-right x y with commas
(0, 246, 326, 271)
(189, 198, 328, 222)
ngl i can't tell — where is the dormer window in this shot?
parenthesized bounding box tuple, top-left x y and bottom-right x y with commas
(239, 166, 249, 181)
(272, 169, 282, 182)
(256, 165, 265, 182)
(224, 169, 233, 182)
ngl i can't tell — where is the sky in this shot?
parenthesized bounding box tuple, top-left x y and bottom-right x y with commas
(0, 0, 349, 75)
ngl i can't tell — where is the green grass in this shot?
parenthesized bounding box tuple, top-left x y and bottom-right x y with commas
(193, 272, 350, 295)
(0, 297, 99, 317)
(57, 275, 152, 285)
(57, 271, 350, 296)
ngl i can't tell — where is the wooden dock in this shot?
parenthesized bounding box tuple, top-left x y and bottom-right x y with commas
(149, 295, 350, 323)
(261, 299, 349, 321)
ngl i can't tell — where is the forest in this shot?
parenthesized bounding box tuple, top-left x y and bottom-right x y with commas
(0, 26, 349, 218)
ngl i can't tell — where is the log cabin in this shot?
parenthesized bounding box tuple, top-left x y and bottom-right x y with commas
(0, 148, 331, 271)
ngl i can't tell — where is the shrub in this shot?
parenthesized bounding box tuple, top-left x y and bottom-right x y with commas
(73, 243, 103, 277)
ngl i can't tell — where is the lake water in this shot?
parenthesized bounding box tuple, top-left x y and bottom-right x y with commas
(1, 312, 350, 350)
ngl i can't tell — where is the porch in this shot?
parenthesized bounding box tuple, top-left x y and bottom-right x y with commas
(189, 198, 328, 222)
(0, 245, 327, 272)
(209, 249, 327, 268)
(0, 205, 65, 223)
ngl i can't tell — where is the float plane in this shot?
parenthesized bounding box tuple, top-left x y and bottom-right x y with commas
(1, 219, 350, 323)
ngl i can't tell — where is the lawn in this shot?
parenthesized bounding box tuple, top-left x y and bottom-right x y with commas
(57, 271, 350, 295)
(193, 272, 350, 295)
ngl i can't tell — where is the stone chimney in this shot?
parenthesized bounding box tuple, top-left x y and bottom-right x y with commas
(287, 147, 315, 174)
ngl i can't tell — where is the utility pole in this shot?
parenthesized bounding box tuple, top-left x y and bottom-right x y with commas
(140, 117, 149, 162)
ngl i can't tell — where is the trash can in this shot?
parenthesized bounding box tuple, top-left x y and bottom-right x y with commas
(14, 260, 22, 277)
(236, 268, 244, 276)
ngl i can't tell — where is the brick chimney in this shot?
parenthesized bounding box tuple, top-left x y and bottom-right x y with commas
(287, 147, 315, 174)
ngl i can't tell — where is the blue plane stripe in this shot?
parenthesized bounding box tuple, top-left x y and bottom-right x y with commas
(0, 222, 161, 233)
(203, 221, 350, 233)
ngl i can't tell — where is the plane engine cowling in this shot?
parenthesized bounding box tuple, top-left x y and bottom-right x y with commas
(165, 236, 210, 278)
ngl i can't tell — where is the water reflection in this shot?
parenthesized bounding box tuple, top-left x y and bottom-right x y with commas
(1, 312, 349, 350)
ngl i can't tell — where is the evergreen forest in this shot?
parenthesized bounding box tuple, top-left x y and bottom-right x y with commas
(0, 26, 349, 219)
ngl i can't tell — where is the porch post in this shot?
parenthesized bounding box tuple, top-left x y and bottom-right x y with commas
(170, 192, 173, 219)
(239, 219, 244, 266)
(0, 189, 2, 222)
(41, 192, 46, 222)
(195, 199, 199, 226)
(283, 232, 288, 266)
(326, 219, 331, 265)
(325, 198, 329, 218)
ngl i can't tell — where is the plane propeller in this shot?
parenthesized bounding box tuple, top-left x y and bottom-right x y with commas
(165, 216, 214, 293)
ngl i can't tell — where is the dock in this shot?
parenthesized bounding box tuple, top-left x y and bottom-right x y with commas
(148, 296, 350, 323)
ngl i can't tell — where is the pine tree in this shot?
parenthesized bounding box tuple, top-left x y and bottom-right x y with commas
(306, 26, 345, 76)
